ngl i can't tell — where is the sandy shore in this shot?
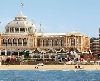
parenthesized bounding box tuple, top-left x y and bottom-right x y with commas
(0, 65, 100, 70)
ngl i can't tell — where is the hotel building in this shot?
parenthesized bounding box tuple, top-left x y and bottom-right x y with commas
(0, 12, 90, 55)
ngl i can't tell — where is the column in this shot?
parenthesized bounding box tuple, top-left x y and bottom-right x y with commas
(11, 39, 13, 46)
(17, 38, 18, 46)
(42, 40, 43, 47)
(5, 49, 7, 55)
(22, 39, 23, 46)
(19, 28, 20, 33)
(69, 38, 71, 47)
(74, 37, 76, 47)
(9, 27, 10, 33)
(81, 36, 83, 52)
(0, 50, 1, 55)
(24, 28, 26, 32)
(6, 39, 7, 46)
(14, 28, 15, 33)
(51, 40, 52, 47)
(33, 38, 34, 47)
(60, 40, 61, 46)
(27, 39, 29, 47)
(77, 36, 79, 47)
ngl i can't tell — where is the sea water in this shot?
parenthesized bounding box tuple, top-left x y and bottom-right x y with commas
(0, 70, 100, 81)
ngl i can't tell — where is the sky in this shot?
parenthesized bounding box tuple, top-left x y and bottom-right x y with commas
(0, 0, 100, 38)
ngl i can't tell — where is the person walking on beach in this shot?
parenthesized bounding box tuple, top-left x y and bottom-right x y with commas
(35, 65, 38, 69)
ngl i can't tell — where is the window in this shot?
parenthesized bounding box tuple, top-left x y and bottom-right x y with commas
(39, 40, 42, 46)
(44, 40, 46, 46)
(29, 43, 33, 47)
(23, 39, 27, 42)
(30, 39, 33, 42)
(18, 39, 22, 43)
(61, 40, 64, 46)
(13, 39, 17, 43)
(10, 27, 14, 32)
(15, 28, 19, 32)
(20, 28, 25, 32)
(3, 39, 7, 43)
(48, 40, 51, 45)
(8, 39, 12, 43)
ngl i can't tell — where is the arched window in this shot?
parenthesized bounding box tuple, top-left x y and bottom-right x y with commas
(8, 39, 12, 43)
(23, 38, 27, 42)
(18, 39, 22, 43)
(13, 39, 17, 43)
(3, 39, 7, 43)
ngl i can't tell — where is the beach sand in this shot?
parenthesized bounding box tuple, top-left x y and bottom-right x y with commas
(0, 65, 100, 70)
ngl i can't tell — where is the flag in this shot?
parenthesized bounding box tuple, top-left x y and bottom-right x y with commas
(21, 3, 24, 7)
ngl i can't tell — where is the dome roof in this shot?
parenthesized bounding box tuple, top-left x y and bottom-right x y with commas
(6, 21, 36, 28)
(6, 12, 36, 28)
(5, 12, 36, 34)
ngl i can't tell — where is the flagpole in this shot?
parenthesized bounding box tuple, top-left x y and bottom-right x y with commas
(20, 3, 24, 13)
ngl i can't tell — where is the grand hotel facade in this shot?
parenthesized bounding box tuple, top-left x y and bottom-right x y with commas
(0, 12, 90, 55)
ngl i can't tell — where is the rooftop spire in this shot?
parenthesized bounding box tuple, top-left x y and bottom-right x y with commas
(38, 22, 44, 33)
(39, 22, 43, 32)
(40, 22, 41, 29)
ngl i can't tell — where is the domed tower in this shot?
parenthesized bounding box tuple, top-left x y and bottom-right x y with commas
(5, 12, 36, 34)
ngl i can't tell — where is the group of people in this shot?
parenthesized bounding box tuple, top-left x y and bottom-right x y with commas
(75, 63, 83, 69)
(35, 66, 38, 69)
